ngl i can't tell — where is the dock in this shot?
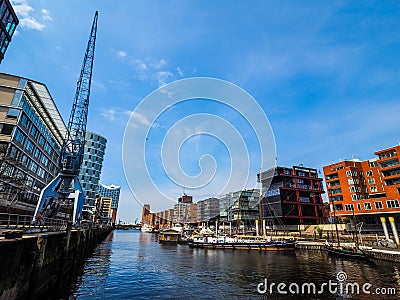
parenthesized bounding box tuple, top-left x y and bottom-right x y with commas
(295, 240, 400, 263)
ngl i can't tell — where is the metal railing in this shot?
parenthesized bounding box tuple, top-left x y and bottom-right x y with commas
(0, 213, 68, 232)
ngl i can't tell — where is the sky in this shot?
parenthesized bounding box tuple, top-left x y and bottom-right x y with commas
(4, 1, 400, 223)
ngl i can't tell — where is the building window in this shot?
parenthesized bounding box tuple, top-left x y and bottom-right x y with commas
(44, 142, 52, 155)
(346, 171, 352, 177)
(38, 135, 45, 146)
(20, 113, 32, 129)
(387, 200, 400, 209)
(14, 128, 26, 144)
(368, 178, 375, 184)
(40, 155, 49, 165)
(30, 126, 39, 138)
(370, 186, 378, 193)
(375, 202, 383, 210)
(351, 194, 358, 201)
(11, 90, 23, 106)
(345, 204, 354, 211)
(34, 148, 40, 159)
(37, 167, 45, 178)
(357, 204, 361, 211)
(29, 161, 38, 173)
(1, 124, 14, 135)
(364, 203, 372, 210)
(25, 139, 34, 153)
(350, 186, 356, 193)
(366, 170, 373, 177)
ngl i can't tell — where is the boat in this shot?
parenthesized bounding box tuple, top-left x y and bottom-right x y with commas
(159, 229, 180, 245)
(325, 244, 370, 260)
(141, 224, 154, 233)
(325, 198, 370, 260)
(170, 223, 183, 233)
(188, 235, 296, 251)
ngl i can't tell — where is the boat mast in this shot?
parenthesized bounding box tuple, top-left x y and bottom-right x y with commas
(352, 208, 359, 246)
(331, 191, 340, 247)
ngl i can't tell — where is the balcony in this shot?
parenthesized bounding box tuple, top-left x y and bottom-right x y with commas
(382, 168, 400, 178)
(380, 159, 400, 170)
(326, 174, 339, 181)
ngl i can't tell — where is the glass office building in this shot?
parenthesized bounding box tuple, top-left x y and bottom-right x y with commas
(79, 131, 107, 206)
(0, 0, 19, 63)
(98, 184, 120, 210)
(97, 184, 120, 224)
(0, 73, 67, 214)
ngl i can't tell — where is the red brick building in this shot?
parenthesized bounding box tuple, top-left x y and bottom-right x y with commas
(323, 145, 400, 243)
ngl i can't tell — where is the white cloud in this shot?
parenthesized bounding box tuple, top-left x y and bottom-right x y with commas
(156, 71, 174, 86)
(41, 8, 53, 22)
(115, 53, 178, 86)
(117, 50, 127, 59)
(130, 112, 152, 127)
(100, 109, 117, 121)
(92, 79, 107, 91)
(177, 67, 184, 76)
(151, 59, 167, 70)
(11, 1, 52, 31)
(132, 58, 148, 71)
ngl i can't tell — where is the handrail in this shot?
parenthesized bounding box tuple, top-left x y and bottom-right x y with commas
(0, 213, 68, 231)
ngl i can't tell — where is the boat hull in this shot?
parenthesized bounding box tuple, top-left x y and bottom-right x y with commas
(325, 246, 370, 260)
(188, 240, 296, 251)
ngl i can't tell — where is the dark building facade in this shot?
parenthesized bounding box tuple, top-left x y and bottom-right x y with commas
(258, 166, 324, 225)
(0, 0, 19, 63)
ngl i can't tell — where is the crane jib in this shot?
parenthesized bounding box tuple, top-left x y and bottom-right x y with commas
(32, 11, 98, 225)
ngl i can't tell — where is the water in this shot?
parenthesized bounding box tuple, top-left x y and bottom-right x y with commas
(69, 230, 400, 299)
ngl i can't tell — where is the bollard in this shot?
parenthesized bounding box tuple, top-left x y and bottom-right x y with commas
(380, 217, 390, 240)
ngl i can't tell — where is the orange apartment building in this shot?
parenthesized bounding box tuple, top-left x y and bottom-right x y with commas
(323, 145, 400, 244)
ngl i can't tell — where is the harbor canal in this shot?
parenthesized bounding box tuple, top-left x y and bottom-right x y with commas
(69, 230, 400, 299)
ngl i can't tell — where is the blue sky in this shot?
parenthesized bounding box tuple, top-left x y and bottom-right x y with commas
(4, 1, 400, 222)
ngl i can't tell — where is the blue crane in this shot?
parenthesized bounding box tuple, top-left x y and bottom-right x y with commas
(33, 11, 98, 225)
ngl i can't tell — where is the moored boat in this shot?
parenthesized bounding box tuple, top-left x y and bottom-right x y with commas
(325, 244, 371, 260)
(188, 235, 296, 251)
(159, 229, 180, 245)
(141, 224, 154, 233)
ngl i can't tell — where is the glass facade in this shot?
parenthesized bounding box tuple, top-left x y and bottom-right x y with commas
(0, 73, 67, 214)
(0, 0, 19, 62)
(97, 184, 121, 210)
(79, 131, 107, 206)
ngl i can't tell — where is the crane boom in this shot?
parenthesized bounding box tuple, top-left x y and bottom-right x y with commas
(33, 12, 98, 224)
(62, 11, 98, 174)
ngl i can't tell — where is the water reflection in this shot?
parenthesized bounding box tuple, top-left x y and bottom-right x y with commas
(70, 231, 400, 299)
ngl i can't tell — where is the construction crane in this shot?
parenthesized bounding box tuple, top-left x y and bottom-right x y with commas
(32, 11, 98, 225)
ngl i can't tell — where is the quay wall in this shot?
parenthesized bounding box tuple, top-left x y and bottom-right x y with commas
(0, 225, 112, 300)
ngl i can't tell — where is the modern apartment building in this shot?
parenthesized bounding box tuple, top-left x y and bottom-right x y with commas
(258, 166, 324, 226)
(0, 73, 67, 214)
(197, 197, 219, 223)
(79, 131, 107, 206)
(0, 0, 19, 63)
(94, 196, 112, 223)
(173, 202, 190, 224)
(323, 145, 400, 237)
(219, 189, 260, 224)
(97, 184, 120, 225)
